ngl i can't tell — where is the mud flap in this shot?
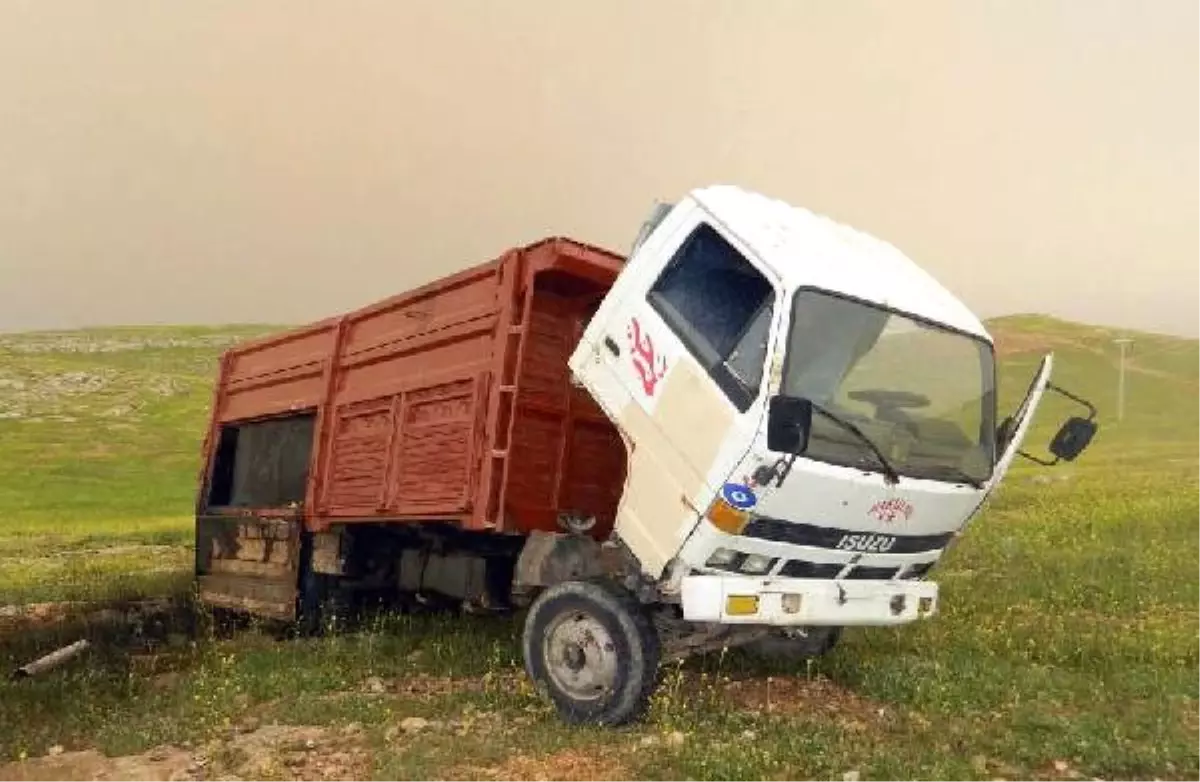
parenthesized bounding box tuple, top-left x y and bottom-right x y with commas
(195, 513, 303, 621)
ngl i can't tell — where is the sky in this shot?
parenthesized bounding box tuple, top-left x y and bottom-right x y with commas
(0, 1, 1196, 337)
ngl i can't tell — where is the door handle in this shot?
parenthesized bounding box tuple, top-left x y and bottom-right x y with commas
(603, 336, 620, 357)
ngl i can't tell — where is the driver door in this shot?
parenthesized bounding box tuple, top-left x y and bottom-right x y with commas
(569, 209, 784, 576)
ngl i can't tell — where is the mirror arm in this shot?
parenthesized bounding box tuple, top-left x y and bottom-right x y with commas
(1016, 449, 1060, 467)
(1046, 383, 1097, 421)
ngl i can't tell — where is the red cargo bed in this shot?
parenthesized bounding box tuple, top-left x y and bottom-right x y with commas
(197, 238, 628, 539)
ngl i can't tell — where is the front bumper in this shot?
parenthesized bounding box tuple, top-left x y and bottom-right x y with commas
(679, 574, 938, 627)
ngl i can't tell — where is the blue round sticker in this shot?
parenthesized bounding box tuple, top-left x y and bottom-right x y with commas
(721, 482, 757, 510)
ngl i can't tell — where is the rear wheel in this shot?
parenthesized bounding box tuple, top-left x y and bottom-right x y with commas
(522, 580, 660, 726)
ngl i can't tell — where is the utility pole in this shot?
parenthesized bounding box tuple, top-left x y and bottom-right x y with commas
(1114, 338, 1132, 421)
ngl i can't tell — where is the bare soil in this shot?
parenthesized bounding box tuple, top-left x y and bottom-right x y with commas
(0, 724, 371, 782)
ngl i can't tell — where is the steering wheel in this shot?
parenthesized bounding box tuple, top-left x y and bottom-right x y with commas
(848, 389, 931, 424)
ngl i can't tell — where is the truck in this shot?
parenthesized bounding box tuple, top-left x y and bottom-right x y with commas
(193, 184, 1098, 725)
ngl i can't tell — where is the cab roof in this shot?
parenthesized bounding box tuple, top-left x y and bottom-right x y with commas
(690, 185, 991, 342)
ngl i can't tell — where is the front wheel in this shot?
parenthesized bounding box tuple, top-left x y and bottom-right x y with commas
(522, 579, 660, 726)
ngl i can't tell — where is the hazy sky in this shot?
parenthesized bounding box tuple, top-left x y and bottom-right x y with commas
(1, 1, 1196, 336)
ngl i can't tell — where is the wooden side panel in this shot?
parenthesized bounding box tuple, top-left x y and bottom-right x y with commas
(322, 399, 393, 512)
(341, 265, 498, 357)
(317, 379, 481, 518)
(561, 419, 626, 531)
(392, 380, 478, 512)
(218, 326, 334, 423)
(310, 259, 502, 521)
(506, 285, 627, 535)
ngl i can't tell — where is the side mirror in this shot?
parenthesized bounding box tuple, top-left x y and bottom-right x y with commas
(767, 395, 813, 454)
(1048, 416, 1096, 462)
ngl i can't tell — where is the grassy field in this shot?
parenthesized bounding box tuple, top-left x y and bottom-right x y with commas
(0, 316, 1195, 780)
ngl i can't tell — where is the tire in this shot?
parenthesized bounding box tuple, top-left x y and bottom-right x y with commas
(746, 626, 842, 661)
(522, 579, 660, 726)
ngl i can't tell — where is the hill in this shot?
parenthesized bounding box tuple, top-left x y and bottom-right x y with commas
(0, 316, 1195, 779)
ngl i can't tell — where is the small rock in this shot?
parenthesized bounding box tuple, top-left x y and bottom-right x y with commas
(843, 771, 861, 782)
(364, 676, 386, 694)
(305, 738, 316, 750)
(400, 716, 430, 733)
(47, 745, 64, 756)
(740, 730, 757, 740)
(1054, 760, 1070, 773)
(666, 730, 685, 748)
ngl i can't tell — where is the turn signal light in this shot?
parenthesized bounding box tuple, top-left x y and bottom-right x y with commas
(725, 595, 759, 615)
(707, 497, 750, 535)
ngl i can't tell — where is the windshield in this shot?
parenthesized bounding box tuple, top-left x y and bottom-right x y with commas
(781, 290, 997, 484)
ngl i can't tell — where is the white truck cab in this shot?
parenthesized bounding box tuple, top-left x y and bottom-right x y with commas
(524, 185, 1096, 725)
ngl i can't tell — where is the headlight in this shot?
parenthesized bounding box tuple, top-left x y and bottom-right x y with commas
(740, 554, 776, 574)
(705, 548, 741, 568)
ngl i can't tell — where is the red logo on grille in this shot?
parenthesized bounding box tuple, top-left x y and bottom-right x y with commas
(869, 498, 913, 523)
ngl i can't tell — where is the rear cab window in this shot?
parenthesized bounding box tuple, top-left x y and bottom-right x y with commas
(647, 223, 776, 411)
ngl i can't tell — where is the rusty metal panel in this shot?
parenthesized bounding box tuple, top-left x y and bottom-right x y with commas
(195, 514, 301, 621)
(311, 530, 344, 575)
(197, 574, 297, 621)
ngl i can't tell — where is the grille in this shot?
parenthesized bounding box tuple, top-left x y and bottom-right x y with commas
(778, 560, 843, 579)
(742, 516, 954, 554)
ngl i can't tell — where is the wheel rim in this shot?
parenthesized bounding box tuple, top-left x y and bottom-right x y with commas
(542, 609, 618, 701)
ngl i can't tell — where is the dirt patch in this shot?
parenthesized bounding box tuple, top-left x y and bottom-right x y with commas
(0, 725, 370, 782)
(0, 601, 83, 627)
(0, 596, 176, 635)
(351, 671, 524, 700)
(211, 723, 371, 780)
(0, 746, 194, 781)
(720, 673, 890, 725)
(450, 748, 629, 781)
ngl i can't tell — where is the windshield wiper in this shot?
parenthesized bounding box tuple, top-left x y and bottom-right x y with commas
(918, 465, 984, 489)
(809, 402, 901, 485)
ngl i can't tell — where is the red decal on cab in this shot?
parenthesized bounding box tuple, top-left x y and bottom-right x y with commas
(869, 498, 913, 523)
(627, 317, 668, 396)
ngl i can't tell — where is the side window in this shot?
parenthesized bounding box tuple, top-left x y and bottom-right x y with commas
(647, 223, 775, 411)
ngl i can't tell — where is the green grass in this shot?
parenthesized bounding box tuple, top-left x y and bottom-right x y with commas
(0, 316, 1195, 780)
